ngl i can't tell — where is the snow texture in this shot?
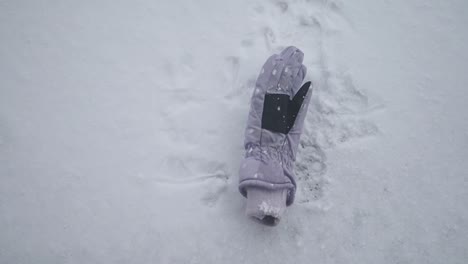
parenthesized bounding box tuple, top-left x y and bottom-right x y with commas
(259, 201, 281, 218)
(1, 0, 468, 263)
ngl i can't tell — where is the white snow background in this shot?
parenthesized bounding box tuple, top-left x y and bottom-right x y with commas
(1, 0, 467, 263)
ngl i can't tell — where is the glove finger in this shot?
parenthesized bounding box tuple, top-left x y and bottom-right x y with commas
(249, 54, 279, 121)
(255, 54, 278, 93)
(291, 64, 307, 97)
(277, 47, 305, 96)
(255, 47, 305, 96)
(265, 56, 286, 93)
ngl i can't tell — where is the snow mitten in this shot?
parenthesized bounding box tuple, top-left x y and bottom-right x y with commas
(238, 46, 312, 226)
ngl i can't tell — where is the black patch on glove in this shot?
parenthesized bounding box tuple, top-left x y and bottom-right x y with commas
(261, 82, 311, 134)
(262, 93, 290, 134)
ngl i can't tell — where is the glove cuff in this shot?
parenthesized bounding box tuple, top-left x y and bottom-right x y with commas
(245, 187, 288, 226)
(238, 146, 296, 206)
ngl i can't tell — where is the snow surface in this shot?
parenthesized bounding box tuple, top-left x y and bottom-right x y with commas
(1, 0, 468, 263)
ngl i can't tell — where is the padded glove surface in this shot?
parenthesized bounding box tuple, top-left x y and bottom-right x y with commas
(239, 46, 313, 206)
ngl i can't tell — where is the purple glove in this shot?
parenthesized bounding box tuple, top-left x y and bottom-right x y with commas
(238, 46, 312, 226)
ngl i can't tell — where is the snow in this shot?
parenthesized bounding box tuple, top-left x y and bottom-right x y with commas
(259, 201, 281, 218)
(1, 0, 468, 263)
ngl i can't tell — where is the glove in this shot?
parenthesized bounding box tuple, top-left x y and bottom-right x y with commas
(238, 46, 312, 226)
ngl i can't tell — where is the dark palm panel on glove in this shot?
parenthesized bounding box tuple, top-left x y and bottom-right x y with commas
(262, 81, 312, 134)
